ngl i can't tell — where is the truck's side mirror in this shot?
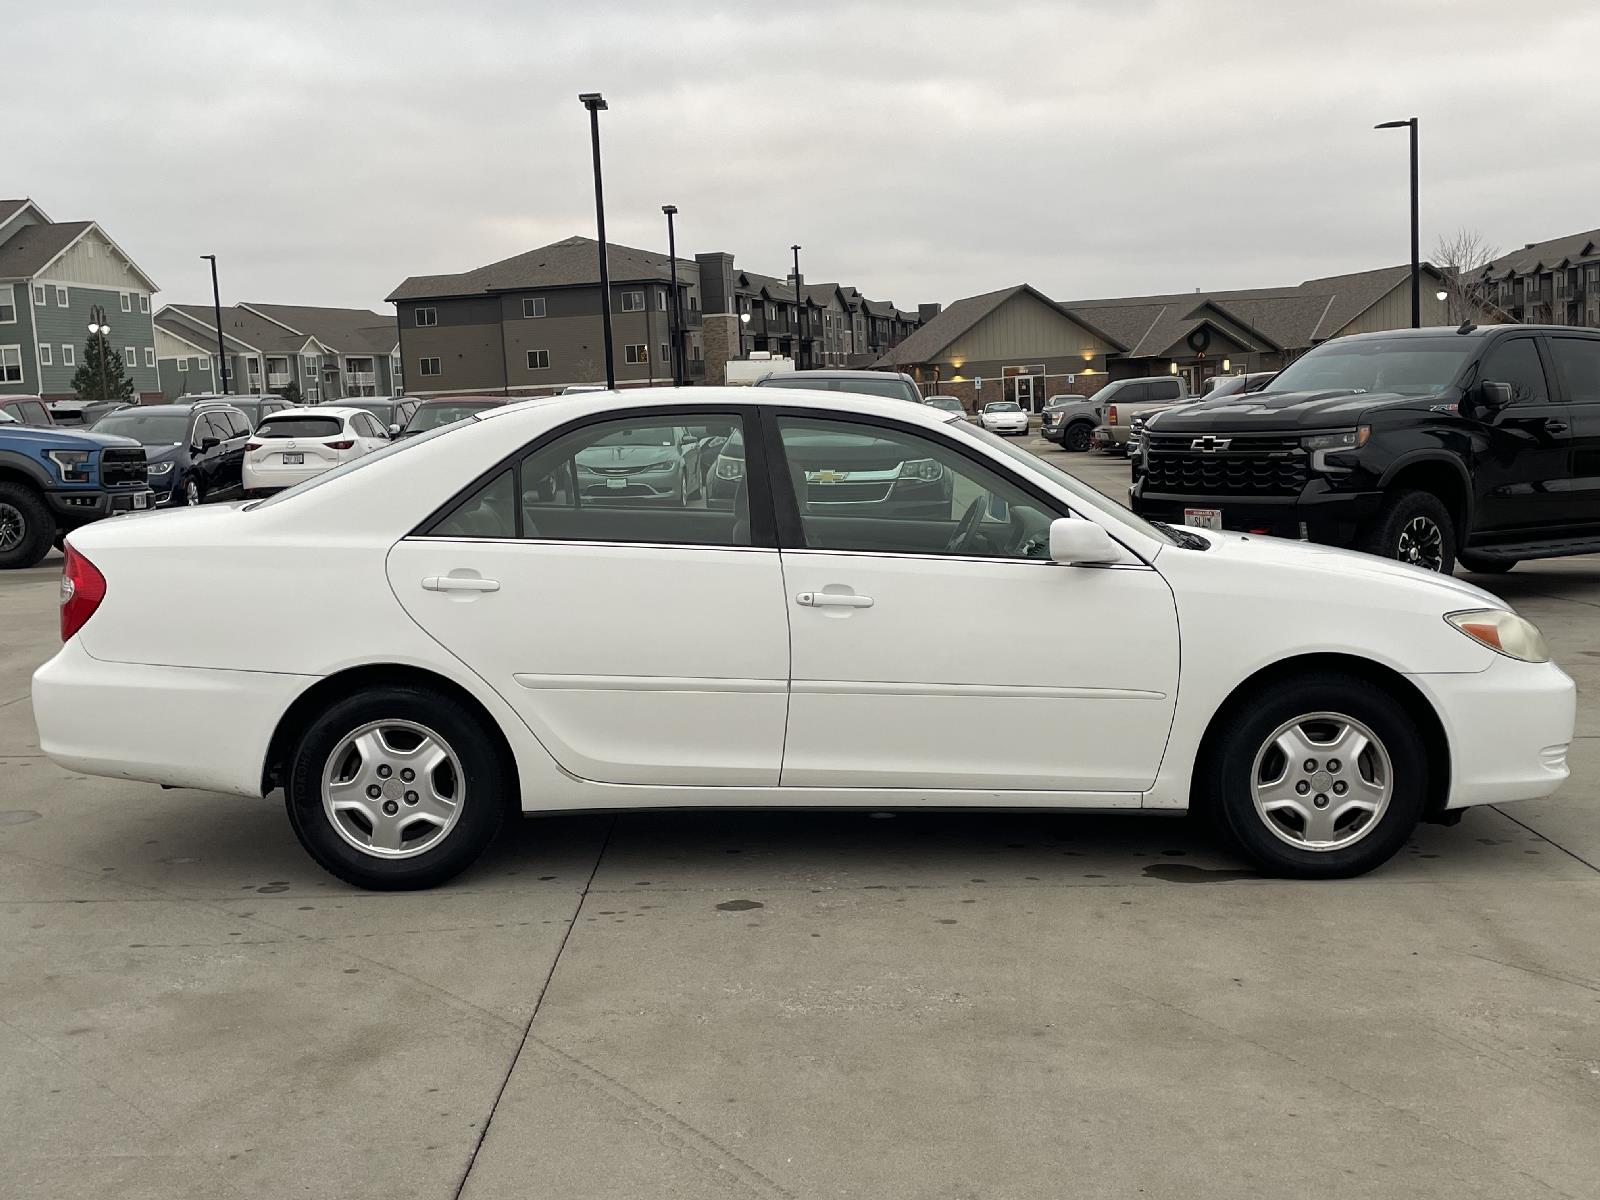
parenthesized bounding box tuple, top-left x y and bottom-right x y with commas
(1478, 381, 1513, 413)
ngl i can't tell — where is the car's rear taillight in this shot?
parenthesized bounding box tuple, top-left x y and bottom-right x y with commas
(60, 543, 107, 642)
(325, 439, 355, 450)
(1107, 405, 1119, 425)
(245, 440, 262, 451)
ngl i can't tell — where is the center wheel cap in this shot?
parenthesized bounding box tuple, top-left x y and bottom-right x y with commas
(382, 777, 404, 801)
(1311, 771, 1332, 793)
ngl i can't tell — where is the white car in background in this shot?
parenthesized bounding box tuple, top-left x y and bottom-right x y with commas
(243, 406, 391, 495)
(924, 395, 967, 419)
(33, 388, 1574, 890)
(979, 400, 1030, 435)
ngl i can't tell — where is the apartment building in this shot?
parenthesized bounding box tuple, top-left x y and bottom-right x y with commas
(1474, 228, 1600, 327)
(0, 199, 161, 402)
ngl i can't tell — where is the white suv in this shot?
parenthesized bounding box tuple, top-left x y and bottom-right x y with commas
(243, 406, 390, 495)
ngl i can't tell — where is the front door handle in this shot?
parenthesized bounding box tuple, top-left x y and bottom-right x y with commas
(1544, 419, 1570, 434)
(796, 591, 874, 608)
(423, 576, 500, 593)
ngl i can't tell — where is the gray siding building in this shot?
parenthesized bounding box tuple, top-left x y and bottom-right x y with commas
(1474, 228, 1600, 328)
(0, 199, 160, 402)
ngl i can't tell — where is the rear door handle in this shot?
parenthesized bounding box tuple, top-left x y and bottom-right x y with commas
(1544, 419, 1570, 434)
(423, 576, 500, 593)
(796, 591, 874, 608)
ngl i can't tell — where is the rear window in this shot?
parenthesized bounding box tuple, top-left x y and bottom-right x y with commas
(257, 415, 344, 439)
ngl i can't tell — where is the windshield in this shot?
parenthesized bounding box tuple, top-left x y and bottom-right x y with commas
(257, 415, 343, 438)
(250, 419, 469, 509)
(0, 410, 14, 424)
(93, 412, 190, 443)
(407, 403, 495, 431)
(964, 422, 1178, 547)
(345, 401, 395, 422)
(985, 402, 1022, 412)
(1264, 337, 1475, 396)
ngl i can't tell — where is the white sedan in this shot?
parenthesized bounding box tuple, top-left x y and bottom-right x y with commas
(242, 406, 391, 494)
(34, 388, 1574, 889)
(979, 401, 1030, 435)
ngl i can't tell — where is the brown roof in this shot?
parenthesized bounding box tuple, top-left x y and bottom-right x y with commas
(388, 236, 691, 302)
(0, 220, 92, 279)
(241, 303, 397, 355)
(164, 304, 313, 354)
(875, 284, 1127, 369)
(1480, 228, 1600, 278)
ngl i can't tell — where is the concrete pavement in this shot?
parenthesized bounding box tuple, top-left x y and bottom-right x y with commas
(3, 449, 1598, 1199)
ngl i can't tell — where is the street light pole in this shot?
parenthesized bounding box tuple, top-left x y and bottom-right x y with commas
(87, 305, 111, 403)
(791, 244, 803, 368)
(579, 92, 616, 390)
(1375, 117, 1420, 328)
(200, 254, 229, 392)
(662, 205, 682, 387)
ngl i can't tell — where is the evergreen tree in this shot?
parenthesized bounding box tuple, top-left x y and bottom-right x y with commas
(279, 380, 303, 405)
(72, 334, 137, 404)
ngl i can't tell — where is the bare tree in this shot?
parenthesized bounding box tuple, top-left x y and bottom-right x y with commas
(1432, 228, 1502, 323)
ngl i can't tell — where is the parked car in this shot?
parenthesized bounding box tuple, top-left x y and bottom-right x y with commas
(1, 396, 56, 427)
(1127, 375, 1278, 466)
(91, 402, 251, 507)
(324, 396, 419, 431)
(979, 400, 1030, 435)
(76, 400, 136, 428)
(1042, 378, 1188, 452)
(1093, 378, 1192, 453)
(243, 406, 391, 495)
(923, 395, 966, 418)
(560, 384, 610, 395)
(0, 409, 151, 569)
(214, 395, 294, 430)
(398, 396, 507, 437)
(754, 369, 923, 404)
(35, 388, 1574, 889)
(1130, 324, 1600, 575)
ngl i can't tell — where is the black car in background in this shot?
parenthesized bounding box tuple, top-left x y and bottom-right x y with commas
(398, 395, 506, 437)
(91, 401, 251, 506)
(215, 395, 294, 430)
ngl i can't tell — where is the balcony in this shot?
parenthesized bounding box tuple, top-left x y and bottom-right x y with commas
(345, 371, 376, 387)
(267, 373, 290, 389)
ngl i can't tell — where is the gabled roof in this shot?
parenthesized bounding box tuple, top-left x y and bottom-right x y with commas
(162, 304, 316, 354)
(239, 303, 398, 355)
(1479, 228, 1600, 279)
(872, 284, 1127, 369)
(0, 220, 92, 280)
(387, 235, 692, 302)
(155, 307, 258, 354)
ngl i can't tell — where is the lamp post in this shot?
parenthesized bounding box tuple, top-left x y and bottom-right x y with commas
(200, 254, 229, 393)
(791, 244, 804, 368)
(86, 305, 112, 404)
(579, 92, 616, 390)
(662, 205, 683, 387)
(1374, 117, 1420, 328)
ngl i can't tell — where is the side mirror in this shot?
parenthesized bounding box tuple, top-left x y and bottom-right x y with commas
(679, 431, 698, 445)
(1048, 517, 1121, 566)
(387, 423, 402, 437)
(199, 436, 220, 452)
(1478, 381, 1513, 414)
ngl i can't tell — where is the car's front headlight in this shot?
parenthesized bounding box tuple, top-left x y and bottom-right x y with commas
(46, 450, 92, 482)
(900, 458, 944, 481)
(1446, 609, 1549, 663)
(643, 459, 675, 473)
(146, 461, 174, 477)
(1303, 427, 1370, 472)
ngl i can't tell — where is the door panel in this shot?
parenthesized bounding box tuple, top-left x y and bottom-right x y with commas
(1548, 335, 1600, 533)
(1471, 337, 1573, 535)
(779, 553, 1179, 790)
(388, 539, 790, 785)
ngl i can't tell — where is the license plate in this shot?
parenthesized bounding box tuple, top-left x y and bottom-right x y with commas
(132, 492, 148, 510)
(1184, 507, 1223, 530)
(282, 453, 303, 465)
(606, 477, 626, 489)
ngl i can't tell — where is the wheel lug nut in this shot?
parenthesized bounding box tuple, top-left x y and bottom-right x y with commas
(382, 800, 398, 815)
(366, 784, 381, 799)
(404, 791, 418, 805)
(400, 768, 415, 783)
(376, 764, 392, 779)
(1313, 794, 1329, 809)
(1333, 781, 1348, 795)
(1295, 781, 1310, 795)
(1327, 759, 1341, 774)
(1303, 759, 1318, 773)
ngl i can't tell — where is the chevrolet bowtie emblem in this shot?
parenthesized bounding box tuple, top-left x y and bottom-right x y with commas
(813, 469, 847, 484)
(1191, 435, 1232, 453)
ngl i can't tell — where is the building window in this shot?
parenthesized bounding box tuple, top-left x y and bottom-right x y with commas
(689, 294, 699, 311)
(692, 343, 702, 361)
(766, 302, 777, 321)
(120, 292, 132, 312)
(196, 357, 209, 372)
(124, 346, 137, 366)
(621, 291, 644, 312)
(1555, 274, 1567, 298)
(0, 294, 13, 324)
(178, 358, 190, 371)
(0, 346, 21, 383)
(660, 343, 670, 363)
(62, 344, 75, 367)
(527, 349, 550, 370)
(415, 307, 437, 327)
(657, 290, 668, 311)
(625, 344, 648, 364)
(55, 286, 69, 306)
(139, 294, 150, 313)
(522, 297, 546, 318)
(420, 357, 441, 376)
(144, 347, 155, 367)
(38, 343, 51, 366)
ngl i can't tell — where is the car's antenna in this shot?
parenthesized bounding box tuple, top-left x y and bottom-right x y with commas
(1456, 320, 1476, 335)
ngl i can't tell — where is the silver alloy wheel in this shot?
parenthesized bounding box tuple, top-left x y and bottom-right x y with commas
(321, 719, 464, 859)
(0, 502, 23, 553)
(1396, 515, 1444, 571)
(185, 478, 201, 506)
(1250, 712, 1393, 851)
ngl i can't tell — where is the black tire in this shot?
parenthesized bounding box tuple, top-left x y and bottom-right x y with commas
(1359, 489, 1456, 574)
(0, 482, 54, 570)
(1063, 422, 1093, 453)
(1201, 673, 1427, 879)
(285, 685, 508, 890)
(183, 476, 204, 507)
(1458, 553, 1516, 575)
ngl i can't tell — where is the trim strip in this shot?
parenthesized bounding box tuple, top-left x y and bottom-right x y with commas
(791, 680, 1166, 700)
(514, 673, 786, 694)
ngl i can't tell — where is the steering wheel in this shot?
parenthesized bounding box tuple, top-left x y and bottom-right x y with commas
(944, 497, 987, 554)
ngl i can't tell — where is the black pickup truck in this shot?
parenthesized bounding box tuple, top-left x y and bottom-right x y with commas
(1130, 324, 1600, 575)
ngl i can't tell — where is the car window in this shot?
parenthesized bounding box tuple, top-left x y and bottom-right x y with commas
(20, 400, 51, 425)
(1550, 338, 1600, 405)
(225, 410, 250, 438)
(1153, 379, 1181, 400)
(428, 413, 751, 547)
(1479, 338, 1549, 406)
(774, 416, 1056, 560)
(257, 414, 345, 439)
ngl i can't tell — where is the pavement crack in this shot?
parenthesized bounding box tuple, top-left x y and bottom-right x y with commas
(450, 814, 616, 1200)
(1490, 805, 1600, 874)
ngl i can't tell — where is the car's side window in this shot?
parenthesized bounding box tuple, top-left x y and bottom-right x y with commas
(226, 411, 250, 438)
(1480, 339, 1549, 406)
(423, 413, 751, 547)
(21, 400, 50, 425)
(1550, 338, 1600, 405)
(1155, 379, 1181, 400)
(774, 416, 1056, 560)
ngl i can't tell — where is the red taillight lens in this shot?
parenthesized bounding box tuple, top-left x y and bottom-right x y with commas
(245, 440, 262, 451)
(325, 439, 355, 450)
(1107, 405, 1119, 424)
(60, 543, 107, 642)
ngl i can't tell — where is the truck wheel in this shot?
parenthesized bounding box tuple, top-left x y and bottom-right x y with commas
(1359, 489, 1455, 574)
(1457, 553, 1515, 575)
(0, 482, 54, 570)
(1063, 422, 1093, 453)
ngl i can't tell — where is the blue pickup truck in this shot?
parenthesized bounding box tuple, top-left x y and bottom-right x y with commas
(0, 403, 154, 569)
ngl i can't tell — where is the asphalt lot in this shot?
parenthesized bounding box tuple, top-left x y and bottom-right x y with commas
(4, 437, 1599, 1199)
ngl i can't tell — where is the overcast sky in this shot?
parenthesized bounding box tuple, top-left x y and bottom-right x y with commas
(10, 0, 1598, 314)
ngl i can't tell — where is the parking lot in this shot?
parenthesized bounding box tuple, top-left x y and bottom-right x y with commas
(4, 437, 1599, 1200)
